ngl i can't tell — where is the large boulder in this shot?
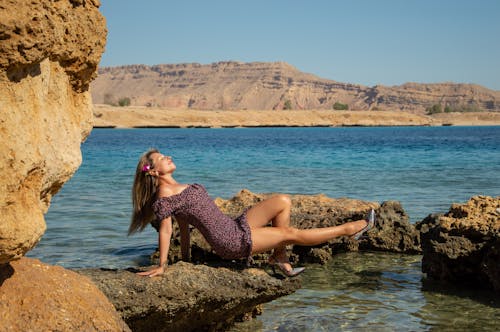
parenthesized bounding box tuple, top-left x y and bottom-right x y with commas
(159, 190, 421, 266)
(79, 262, 300, 332)
(417, 196, 500, 293)
(0, 0, 106, 263)
(0, 258, 130, 331)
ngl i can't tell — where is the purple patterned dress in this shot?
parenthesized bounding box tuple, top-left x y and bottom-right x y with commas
(151, 183, 253, 260)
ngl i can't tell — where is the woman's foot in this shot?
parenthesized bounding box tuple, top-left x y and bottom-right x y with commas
(268, 256, 305, 277)
(351, 209, 376, 240)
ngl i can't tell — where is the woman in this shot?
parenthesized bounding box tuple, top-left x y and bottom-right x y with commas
(129, 149, 375, 277)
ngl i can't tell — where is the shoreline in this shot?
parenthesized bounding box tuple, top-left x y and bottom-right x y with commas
(93, 105, 500, 128)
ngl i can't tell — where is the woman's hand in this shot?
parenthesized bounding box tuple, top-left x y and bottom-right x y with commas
(137, 265, 165, 277)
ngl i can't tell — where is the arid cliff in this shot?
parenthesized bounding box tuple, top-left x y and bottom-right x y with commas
(91, 61, 500, 112)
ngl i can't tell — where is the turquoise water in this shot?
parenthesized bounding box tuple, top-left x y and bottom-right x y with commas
(27, 126, 500, 330)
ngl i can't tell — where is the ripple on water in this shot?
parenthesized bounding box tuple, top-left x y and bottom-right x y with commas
(230, 252, 499, 332)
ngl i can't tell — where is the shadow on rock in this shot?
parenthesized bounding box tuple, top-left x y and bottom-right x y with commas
(0, 263, 14, 286)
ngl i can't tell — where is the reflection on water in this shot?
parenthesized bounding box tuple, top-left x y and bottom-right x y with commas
(231, 252, 499, 331)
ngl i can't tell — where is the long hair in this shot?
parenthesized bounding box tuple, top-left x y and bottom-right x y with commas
(129, 148, 160, 235)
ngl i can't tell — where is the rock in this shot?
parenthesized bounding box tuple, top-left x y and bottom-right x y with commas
(158, 190, 420, 266)
(0, 0, 106, 263)
(78, 261, 300, 332)
(362, 201, 421, 254)
(0, 0, 106, 91)
(0, 258, 130, 331)
(416, 195, 500, 293)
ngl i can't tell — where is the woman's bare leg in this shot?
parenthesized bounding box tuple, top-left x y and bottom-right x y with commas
(246, 194, 293, 267)
(246, 194, 292, 229)
(245, 194, 369, 263)
(250, 220, 368, 255)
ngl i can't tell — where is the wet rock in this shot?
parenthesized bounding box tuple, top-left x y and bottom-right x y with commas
(79, 261, 300, 332)
(0, 258, 130, 331)
(416, 195, 500, 293)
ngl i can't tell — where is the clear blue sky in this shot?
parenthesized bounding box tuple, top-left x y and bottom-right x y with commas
(99, 0, 500, 90)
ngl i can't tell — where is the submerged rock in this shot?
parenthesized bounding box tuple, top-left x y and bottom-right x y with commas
(0, 258, 130, 331)
(79, 262, 300, 332)
(417, 195, 500, 293)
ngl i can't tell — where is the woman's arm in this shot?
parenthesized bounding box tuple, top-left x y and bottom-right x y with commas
(178, 218, 191, 262)
(137, 216, 172, 277)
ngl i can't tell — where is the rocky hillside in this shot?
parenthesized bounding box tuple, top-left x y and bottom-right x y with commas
(91, 61, 500, 112)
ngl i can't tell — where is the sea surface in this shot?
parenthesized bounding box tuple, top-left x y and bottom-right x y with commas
(28, 126, 500, 331)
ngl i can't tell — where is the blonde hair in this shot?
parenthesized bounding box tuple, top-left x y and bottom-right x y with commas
(129, 148, 159, 235)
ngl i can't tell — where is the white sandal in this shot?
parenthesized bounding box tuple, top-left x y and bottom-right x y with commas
(351, 209, 376, 240)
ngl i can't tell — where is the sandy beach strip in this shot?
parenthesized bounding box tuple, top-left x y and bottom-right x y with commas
(92, 105, 500, 128)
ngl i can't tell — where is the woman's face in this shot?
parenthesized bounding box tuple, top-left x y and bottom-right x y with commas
(150, 152, 176, 175)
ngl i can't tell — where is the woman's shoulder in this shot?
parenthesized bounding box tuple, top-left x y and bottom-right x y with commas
(152, 183, 205, 219)
(156, 185, 178, 199)
(156, 183, 200, 200)
(152, 184, 189, 217)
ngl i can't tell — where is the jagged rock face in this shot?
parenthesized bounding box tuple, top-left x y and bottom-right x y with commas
(417, 196, 500, 293)
(361, 200, 421, 254)
(158, 190, 420, 266)
(373, 83, 500, 111)
(0, 258, 130, 331)
(0, 0, 106, 263)
(91, 61, 500, 111)
(79, 262, 300, 332)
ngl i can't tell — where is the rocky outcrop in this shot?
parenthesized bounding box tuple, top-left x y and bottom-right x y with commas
(0, 1, 124, 330)
(157, 190, 421, 267)
(0, 258, 130, 331)
(91, 61, 500, 112)
(360, 200, 422, 254)
(417, 196, 500, 293)
(0, 0, 106, 263)
(79, 262, 300, 332)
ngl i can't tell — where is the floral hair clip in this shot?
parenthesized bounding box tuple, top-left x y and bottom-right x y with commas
(142, 164, 151, 172)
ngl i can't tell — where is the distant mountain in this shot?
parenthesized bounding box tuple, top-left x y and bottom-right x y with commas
(90, 61, 500, 112)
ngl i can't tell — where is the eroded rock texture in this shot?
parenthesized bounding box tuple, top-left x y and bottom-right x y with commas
(417, 196, 500, 292)
(0, 0, 106, 263)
